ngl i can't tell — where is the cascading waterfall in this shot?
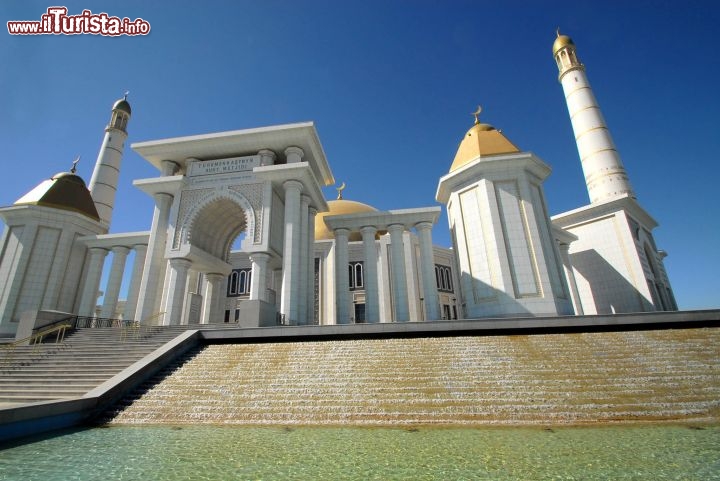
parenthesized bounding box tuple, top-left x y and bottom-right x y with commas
(105, 328, 720, 425)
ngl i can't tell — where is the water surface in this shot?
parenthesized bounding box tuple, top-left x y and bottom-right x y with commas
(1, 424, 719, 480)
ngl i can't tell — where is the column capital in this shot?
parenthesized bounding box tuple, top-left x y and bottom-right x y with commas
(415, 221, 433, 232)
(387, 223, 405, 234)
(89, 246, 109, 255)
(301, 194, 312, 206)
(283, 179, 304, 193)
(360, 225, 377, 237)
(284, 146, 305, 163)
(309, 206, 318, 217)
(249, 252, 271, 263)
(111, 245, 131, 256)
(161, 160, 180, 176)
(205, 272, 225, 282)
(169, 257, 192, 270)
(258, 149, 276, 166)
(132, 243, 148, 252)
(334, 227, 351, 239)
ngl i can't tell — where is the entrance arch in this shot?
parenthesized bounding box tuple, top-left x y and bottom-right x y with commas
(177, 190, 256, 260)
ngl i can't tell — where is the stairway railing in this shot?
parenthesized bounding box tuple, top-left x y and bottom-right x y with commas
(0, 322, 72, 369)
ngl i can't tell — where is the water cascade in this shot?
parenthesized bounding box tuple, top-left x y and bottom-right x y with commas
(105, 328, 720, 425)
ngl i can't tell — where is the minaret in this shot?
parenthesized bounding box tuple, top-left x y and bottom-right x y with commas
(88, 94, 131, 229)
(553, 31, 634, 204)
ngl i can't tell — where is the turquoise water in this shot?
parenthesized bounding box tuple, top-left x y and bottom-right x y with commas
(1, 424, 719, 480)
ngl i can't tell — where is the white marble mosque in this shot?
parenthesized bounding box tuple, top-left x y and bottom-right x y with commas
(0, 33, 676, 336)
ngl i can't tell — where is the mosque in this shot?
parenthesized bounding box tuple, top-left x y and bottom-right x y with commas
(0, 33, 676, 336)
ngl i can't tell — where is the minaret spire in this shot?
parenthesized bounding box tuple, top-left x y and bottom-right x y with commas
(88, 95, 132, 230)
(553, 31, 635, 204)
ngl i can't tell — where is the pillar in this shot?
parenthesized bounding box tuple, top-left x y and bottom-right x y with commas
(123, 244, 147, 320)
(280, 180, 303, 325)
(416, 222, 440, 321)
(78, 247, 108, 317)
(334, 228, 351, 324)
(249, 252, 270, 301)
(165, 258, 192, 325)
(306, 207, 317, 324)
(559, 243, 583, 315)
(388, 224, 409, 322)
(284, 146, 304, 164)
(360, 226, 379, 323)
(258, 149, 276, 166)
(134, 191, 174, 323)
(201, 273, 224, 324)
(298, 195, 311, 325)
(100, 245, 130, 318)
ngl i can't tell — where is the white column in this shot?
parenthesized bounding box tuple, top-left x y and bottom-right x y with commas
(416, 221, 440, 321)
(280, 180, 303, 325)
(361, 226, 379, 323)
(100, 245, 130, 318)
(334, 228, 351, 324)
(249, 252, 270, 301)
(201, 273, 224, 324)
(306, 207, 317, 324)
(78, 247, 108, 317)
(284, 146, 304, 164)
(559, 243, 583, 315)
(388, 224, 409, 322)
(298, 195, 311, 325)
(123, 244, 147, 320)
(165, 258, 192, 325)
(135, 191, 174, 323)
(258, 149, 276, 166)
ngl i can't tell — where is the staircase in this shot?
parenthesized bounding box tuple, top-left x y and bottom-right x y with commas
(0, 325, 196, 406)
(104, 327, 720, 426)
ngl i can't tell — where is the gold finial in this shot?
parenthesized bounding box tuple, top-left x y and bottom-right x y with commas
(472, 106, 482, 125)
(556, 27, 561, 37)
(70, 155, 80, 174)
(124, 90, 129, 100)
(336, 182, 346, 200)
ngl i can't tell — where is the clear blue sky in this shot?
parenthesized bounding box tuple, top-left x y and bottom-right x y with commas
(1, 1, 718, 310)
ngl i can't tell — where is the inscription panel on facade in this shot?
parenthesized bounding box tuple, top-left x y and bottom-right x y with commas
(188, 155, 261, 177)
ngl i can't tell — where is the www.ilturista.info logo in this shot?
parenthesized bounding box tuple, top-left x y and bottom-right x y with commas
(7, 7, 150, 36)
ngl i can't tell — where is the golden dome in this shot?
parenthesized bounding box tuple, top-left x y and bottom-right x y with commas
(14, 172, 100, 221)
(553, 34, 574, 56)
(448, 121, 520, 173)
(315, 199, 378, 241)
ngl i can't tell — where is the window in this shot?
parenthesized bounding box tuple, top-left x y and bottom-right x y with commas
(227, 268, 252, 296)
(348, 261, 364, 290)
(435, 265, 453, 292)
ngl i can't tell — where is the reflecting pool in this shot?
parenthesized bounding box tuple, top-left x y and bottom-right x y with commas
(1, 424, 719, 480)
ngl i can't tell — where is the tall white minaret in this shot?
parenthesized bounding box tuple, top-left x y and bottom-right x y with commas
(553, 31, 635, 204)
(88, 94, 131, 229)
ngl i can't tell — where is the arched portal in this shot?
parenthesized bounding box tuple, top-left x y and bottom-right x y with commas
(178, 190, 256, 261)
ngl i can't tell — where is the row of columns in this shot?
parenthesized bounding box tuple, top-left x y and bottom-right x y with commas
(77, 243, 148, 320)
(333, 220, 440, 324)
(279, 177, 318, 325)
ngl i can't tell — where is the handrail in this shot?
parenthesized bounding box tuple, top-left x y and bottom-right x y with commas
(0, 323, 72, 368)
(33, 315, 78, 334)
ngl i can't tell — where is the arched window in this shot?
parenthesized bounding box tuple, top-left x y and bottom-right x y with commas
(348, 261, 364, 290)
(227, 268, 252, 297)
(435, 264, 454, 293)
(229, 271, 238, 295)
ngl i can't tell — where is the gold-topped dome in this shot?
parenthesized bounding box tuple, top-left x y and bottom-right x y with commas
(553, 31, 574, 56)
(315, 199, 378, 241)
(448, 113, 520, 173)
(14, 171, 100, 221)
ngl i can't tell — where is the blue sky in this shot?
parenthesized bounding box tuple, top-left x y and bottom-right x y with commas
(1, 1, 718, 310)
